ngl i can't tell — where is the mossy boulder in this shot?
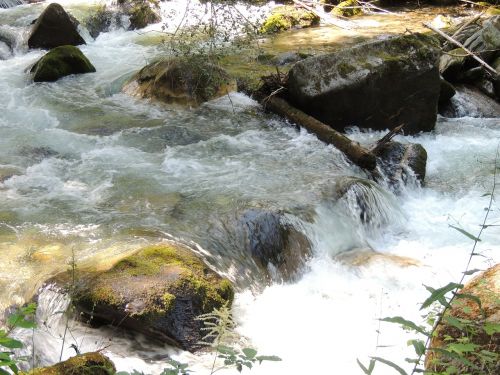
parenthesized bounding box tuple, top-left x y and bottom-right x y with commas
(426, 264, 500, 375)
(287, 33, 441, 135)
(51, 243, 234, 351)
(374, 141, 428, 186)
(259, 5, 320, 34)
(28, 3, 86, 50)
(332, 0, 362, 17)
(123, 57, 237, 107)
(30, 45, 96, 82)
(118, 0, 161, 30)
(24, 352, 116, 375)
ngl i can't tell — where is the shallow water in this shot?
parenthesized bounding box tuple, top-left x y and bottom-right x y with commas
(1, 1, 499, 374)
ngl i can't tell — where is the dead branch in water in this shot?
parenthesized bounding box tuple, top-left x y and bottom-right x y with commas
(423, 22, 498, 77)
(371, 124, 405, 154)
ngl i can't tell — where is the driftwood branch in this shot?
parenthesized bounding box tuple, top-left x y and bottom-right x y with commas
(423, 22, 498, 76)
(371, 124, 404, 154)
(261, 96, 377, 171)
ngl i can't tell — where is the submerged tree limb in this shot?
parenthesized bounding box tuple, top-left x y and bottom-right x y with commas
(423, 22, 498, 77)
(261, 95, 377, 171)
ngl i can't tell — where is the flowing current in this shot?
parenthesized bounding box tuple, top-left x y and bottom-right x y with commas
(1, 1, 499, 374)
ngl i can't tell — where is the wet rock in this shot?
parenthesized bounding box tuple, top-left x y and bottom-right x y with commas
(83, 5, 123, 39)
(335, 247, 420, 268)
(30, 45, 96, 82)
(0, 166, 21, 183)
(439, 47, 468, 82)
(439, 77, 456, 104)
(426, 264, 500, 375)
(0, 26, 18, 59)
(333, 176, 397, 224)
(49, 243, 234, 351)
(440, 84, 500, 117)
(259, 5, 319, 34)
(374, 141, 428, 185)
(118, 0, 161, 30)
(123, 57, 237, 107)
(28, 3, 86, 50)
(287, 33, 441, 135)
(272, 51, 311, 66)
(237, 209, 311, 279)
(25, 352, 116, 375)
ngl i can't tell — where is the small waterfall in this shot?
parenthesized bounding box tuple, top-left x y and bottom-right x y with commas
(0, 0, 23, 9)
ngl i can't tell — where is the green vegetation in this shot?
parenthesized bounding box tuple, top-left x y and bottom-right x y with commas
(332, 0, 363, 17)
(259, 6, 320, 34)
(0, 303, 36, 374)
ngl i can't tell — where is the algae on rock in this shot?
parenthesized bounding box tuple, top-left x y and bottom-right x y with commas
(50, 243, 234, 351)
(260, 5, 320, 34)
(30, 45, 96, 82)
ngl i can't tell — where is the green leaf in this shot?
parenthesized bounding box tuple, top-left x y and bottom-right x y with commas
(381, 317, 428, 336)
(428, 348, 475, 368)
(462, 269, 482, 276)
(371, 357, 408, 375)
(357, 358, 375, 374)
(448, 225, 481, 242)
(255, 355, 282, 363)
(217, 345, 237, 356)
(447, 342, 479, 355)
(421, 283, 463, 310)
(483, 322, 500, 335)
(408, 339, 426, 357)
(0, 337, 23, 349)
(242, 348, 257, 359)
(0, 369, 11, 375)
(443, 316, 465, 331)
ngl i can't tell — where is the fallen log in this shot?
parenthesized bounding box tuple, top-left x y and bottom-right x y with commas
(261, 95, 377, 171)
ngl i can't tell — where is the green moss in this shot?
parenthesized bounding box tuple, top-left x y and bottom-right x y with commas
(336, 61, 356, 77)
(30, 45, 96, 83)
(332, 0, 362, 17)
(24, 352, 116, 375)
(162, 292, 176, 311)
(260, 6, 320, 34)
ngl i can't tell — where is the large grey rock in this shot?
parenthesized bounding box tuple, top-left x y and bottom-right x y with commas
(28, 3, 86, 49)
(287, 33, 441, 135)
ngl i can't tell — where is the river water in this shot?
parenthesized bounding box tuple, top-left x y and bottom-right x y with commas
(1, 1, 499, 374)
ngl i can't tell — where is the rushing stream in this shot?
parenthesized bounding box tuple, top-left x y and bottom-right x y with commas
(1, 1, 499, 374)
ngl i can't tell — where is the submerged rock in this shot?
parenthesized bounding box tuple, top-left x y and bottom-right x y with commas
(50, 243, 234, 351)
(28, 3, 86, 49)
(426, 264, 500, 375)
(374, 141, 427, 185)
(123, 57, 237, 107)
(335, 247, 420, 268)
(287, 33, 441, 135)
(259, 5, 319, 34)
(25, 352, 116, 375)
(237, 209, 311, 280)
(30, 45, 96, 82)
